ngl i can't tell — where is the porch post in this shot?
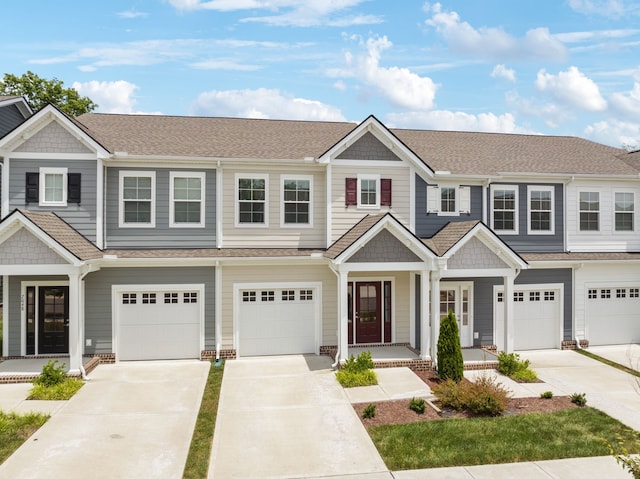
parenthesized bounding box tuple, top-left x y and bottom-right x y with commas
(2, 275, 7, 357)
(430, 271, 441, 365)
(420, 270, 431, 360)
(338, 269, 349, 363)
(68, 272, 82, 373)
(503, 273, 515, 353)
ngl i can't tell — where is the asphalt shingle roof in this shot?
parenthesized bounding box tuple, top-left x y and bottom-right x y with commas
(422, 220, 480, 256)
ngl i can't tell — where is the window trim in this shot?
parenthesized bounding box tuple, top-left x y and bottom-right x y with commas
(235, 173, 269, 228)
(490, 184, 519, 235)
(39, 167, 67, 207)
(280, 174, 313, 228)
(169, 171, 205, 228)
(357, 174, 380, 209)
(578, 190, 600, 233)
(118, 170, 156, 228)
(527, 185, 555, 235)
(613, 191, 635, 233)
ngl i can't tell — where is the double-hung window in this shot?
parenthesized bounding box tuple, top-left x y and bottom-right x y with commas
(237, 174, 268, 226)
(491, 185, 518, 234)
(358, 174, 379, 208)
(281, 175, 312, 226)
(579, 191, 599, 231)
(119, 171, 155, 227)
(614, 192, 634, 232)
(170, 172, 205, 227)
(426, 185, 471, 216)
(528, 186, 554, 234)
(39, 167, 67, 206)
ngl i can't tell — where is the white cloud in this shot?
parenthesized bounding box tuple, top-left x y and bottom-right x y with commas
(583, 118, 640, 148)
(72, 80, 155, 114)
(609, 82, 640, 118)
(189, 88, 346, 121)
(386, 110, 532, 134)
(190, 59, 261, 70)
(535, 66, 607, 111)
(554, 28, 640, 43)
(491, 64, 516, 82)
(424, 3, 567, 61)
(567, 0, 637, 18)
(117, 10, 149, 19)
(333, 80, 347, 91)
(506, 91, 570, 129)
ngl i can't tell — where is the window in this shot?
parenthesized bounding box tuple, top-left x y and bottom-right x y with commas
(529, 291, 541, 301)
(358, 174, 379, 208)
(122, 293, 137, 304)
(579, 191, 599, 231)
(242, 291, 256, 302)
(514, 291, 524, 302)
(282, 290, 295, 301)
(441, 187, 456, 213)
(528, 186, 554, 234)
(630, 288, 639, 298)
(183, 292, 198, 303)
(544, 291, 555, 301)
(497, 292, 503, 302)
(261, 291, 275, 302)
(600, 289, 611, 299)
(281, 176, 312, 226)
(588, 289, 598, 299)
(616, 288, 626, 298)
(426, 185, 471, 216)
(39, 167, 68, 206)
(491, 185, 518, 233)
(615, 192, 634, 232)
(170, 172, 205, 227)
(164, 292, 178, 304)
(300, 290, 313, 301)
(237, 175, 267, 226)
(142, 293, 156, 304)
(119, 171, 155, 227)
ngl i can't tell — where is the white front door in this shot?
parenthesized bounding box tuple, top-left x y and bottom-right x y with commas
(440, 282, 473, 347)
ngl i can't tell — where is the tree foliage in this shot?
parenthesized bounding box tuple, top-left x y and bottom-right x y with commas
(0, 71, 97, 116)
(437, 309, 464, 382)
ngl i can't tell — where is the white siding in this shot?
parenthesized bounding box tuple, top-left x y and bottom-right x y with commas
(331, 164, 411, 242)
(566, 180, 640, 251)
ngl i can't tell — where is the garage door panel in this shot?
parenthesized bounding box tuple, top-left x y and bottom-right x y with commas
(587, 287, 640, 345)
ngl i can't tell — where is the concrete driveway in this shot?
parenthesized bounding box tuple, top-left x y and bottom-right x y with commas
(520, 347, 640, 431)
(0, 360, 209, 479)
(208, 355, 387, 479)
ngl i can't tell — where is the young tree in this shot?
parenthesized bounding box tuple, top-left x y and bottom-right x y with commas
(0, 71, 97, 116)
(437, 309, 464, 382)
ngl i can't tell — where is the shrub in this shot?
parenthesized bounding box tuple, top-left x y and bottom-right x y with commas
(28, 378, 84, 400)
(437, 310, 464, 382)
(33, 360, 67, 387)
(409, 397, 427, 414)
(432, 379, 469, 411)
(342, 351, 374, 373)
(511, 368, 539, 383)
(362, 403, 376, 419)
(433, 374, 510, 416)
(497, 352, 529, 376)
(540, 390, 554, 399)
(570, 392, 587, 407)
(335, 369, 377, 388)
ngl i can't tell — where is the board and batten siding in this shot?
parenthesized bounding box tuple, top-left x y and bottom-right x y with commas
(105, 167, 216, 248)
(331, 164, 411, 243)
(9, 158, 98, 242)
(566, 180, 640, 252)
(0, 104, 26, 138)
(221, 165, 326, 248)
(83, 266, 216, 355)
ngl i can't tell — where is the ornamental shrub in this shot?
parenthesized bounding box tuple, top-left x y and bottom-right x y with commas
(511, 368, 538, 383)
(433, 374, 510, 416)
(437, 310, 464, 382)
(33, 360, 67, 387)
(362, 403, 376, 419)
(409, 397, 427, 414)
(540, 390, 553, 399)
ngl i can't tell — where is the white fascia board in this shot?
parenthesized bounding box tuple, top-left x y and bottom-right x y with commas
(7, 152, 98, 160)
(0, 264, 80, 275)
(441, 268, 516, 278)
(336, 262, 431, 273)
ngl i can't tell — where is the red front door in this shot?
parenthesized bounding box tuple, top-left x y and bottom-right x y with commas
(355, 282, 382, 343)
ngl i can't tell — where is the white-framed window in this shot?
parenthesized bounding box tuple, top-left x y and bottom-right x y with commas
(579, 191, 599, 231)
(170, 172, 205, 228)
(39, 167, 68, 206)
(357, 174, 380, 208)
(614, 192, 634, 232)
(491, 185, 518, 234)
(119, 171, 155, 228)
(236, 174, 268, 226)
(426, 185, 471, 216)
(588, 289, 598, 299)
(527, 186, 554, 234)
(281, 175, 312, 227)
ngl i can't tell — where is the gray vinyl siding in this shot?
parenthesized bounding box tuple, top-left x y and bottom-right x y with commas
(83, 266, 216, 355)
(105, 167, 216, 248)
(8, 159, 98, 242)
(414, 175, 483, 237)
(0, 104, 26, 137)
(490, 183, 564, 252)
(472, 277, 502, 347)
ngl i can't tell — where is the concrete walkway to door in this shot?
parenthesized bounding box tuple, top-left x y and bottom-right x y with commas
(208, 355, 387, 479)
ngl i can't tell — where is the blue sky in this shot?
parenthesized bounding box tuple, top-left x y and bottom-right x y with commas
(2, 1, 639, 148)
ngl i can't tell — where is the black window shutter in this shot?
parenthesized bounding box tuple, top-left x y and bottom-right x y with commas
(25, 172, 39, 203)
(68, 173, 81, 204)
(381, 178, 392, 206)
(345, 177, 357, 206)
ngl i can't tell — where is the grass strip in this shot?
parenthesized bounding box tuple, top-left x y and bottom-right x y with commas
(0, 411, 49, 464)
(575, 349, 640, 378)
(368, 408, 639, 470)
(28, 378, 84, 400)
(182, 361, 225, 479)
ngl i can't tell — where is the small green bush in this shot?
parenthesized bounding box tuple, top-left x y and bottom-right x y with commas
(362, 403, 376, 419)
(342, 351, 374, 373)
(336, 369, 377, 388)
(570, 392, 587, 407)
(32, 360, 67, 387)
(28, 378, 84, 400)
(511, 368, 539, 383)
(433, 374, 510, 416)
(497, 352, 529, 376)
(540, 390, 554, 399)
(409, 397, 427, 414)
(432, 378, 469, 411)
(437, 310, 464, 382)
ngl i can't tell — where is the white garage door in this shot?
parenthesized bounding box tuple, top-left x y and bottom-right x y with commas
(117, 288, 202, 360)
(587, 287, 640, 346)
(238, 287, 317, 356)
(495, 287, 561, 350)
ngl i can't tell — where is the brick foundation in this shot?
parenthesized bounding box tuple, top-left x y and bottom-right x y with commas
(200, 349, 237, 360)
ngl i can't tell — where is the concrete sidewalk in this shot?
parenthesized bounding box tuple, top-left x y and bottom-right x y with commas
(588, 344, 640, 372)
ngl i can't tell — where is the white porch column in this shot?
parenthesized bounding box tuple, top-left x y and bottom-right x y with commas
(420, 271, 431, 360)
(338, 269, 349, 363)
(503, 273, 515, 353)
(2, 275, 8, 357)
(68, 272, 82, 373)
(430, 271, 441, 365)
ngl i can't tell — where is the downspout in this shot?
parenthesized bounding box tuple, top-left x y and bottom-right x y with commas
(328, 264, 341, 368)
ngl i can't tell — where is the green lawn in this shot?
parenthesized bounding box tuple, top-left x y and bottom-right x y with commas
(0, 411, 49, 464)
(182, 360, 225, 479)
(576, 349, 640, 378)
(368, 408, 640, 470)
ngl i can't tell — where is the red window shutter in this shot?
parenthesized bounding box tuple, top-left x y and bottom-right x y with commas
(381, 178, 392, 206)
(345, 177, 357, 206)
